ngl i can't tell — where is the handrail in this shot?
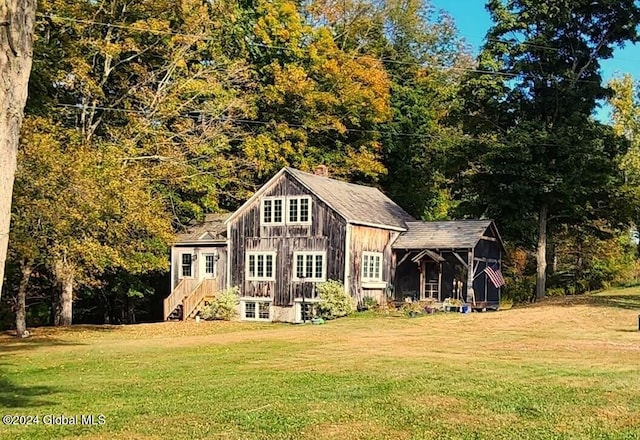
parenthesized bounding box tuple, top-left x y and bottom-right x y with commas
(163, 278, 196, 320)
(183, 278, 217, 320)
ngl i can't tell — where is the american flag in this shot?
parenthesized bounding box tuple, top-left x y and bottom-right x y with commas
(485, 263, 505, 288)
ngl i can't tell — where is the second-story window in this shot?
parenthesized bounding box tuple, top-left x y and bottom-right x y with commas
(261, 197, 284, 225)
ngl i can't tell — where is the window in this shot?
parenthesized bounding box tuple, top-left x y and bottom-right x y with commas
(362, 252, 383, 282)
(299, 303, 316, 322)
(180, 253, 193, 278)
(288, 196, 311, 224)
(261, 197, 284, 225)
(247, 252, 276, 281)
(292, 252, 326, 281)
(242, 300, 271, 321)
(261, 196, 311, 226)
(204, 254, 215, 276)
(258, 302, 270, 319)
(245, 301, 256, 319)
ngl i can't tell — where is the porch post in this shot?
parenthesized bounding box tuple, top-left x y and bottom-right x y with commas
(419, 261, 425, 301)
(467, 248, 475, 304)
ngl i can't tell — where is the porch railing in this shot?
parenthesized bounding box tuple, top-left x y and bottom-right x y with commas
(163, 278, 196, 320)
(183, 279, 217, 320)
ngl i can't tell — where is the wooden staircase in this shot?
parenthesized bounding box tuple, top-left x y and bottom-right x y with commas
(164, 278, 217, 321)
(183, 279, 216, 320)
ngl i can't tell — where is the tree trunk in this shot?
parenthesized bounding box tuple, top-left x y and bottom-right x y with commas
(54, 257, 74, 326)
(15, 263, 32, 337)
(536, 203, 548, 300)
(59, 272, 74, 326)
(0, 0, 37, 300)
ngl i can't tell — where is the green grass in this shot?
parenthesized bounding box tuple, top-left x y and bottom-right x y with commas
(2, 289, 640, 439)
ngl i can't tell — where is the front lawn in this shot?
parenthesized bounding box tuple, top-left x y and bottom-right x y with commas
(1, 288, 640, 439)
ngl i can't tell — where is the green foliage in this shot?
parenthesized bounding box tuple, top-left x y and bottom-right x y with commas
(200, 287, 240, 321)
(502, 275, 535, 304)
(545, 288, 565, 298)
(316, 280, 354, 320)
(358, 296, 378, 312)
(452, 0, 640, 298)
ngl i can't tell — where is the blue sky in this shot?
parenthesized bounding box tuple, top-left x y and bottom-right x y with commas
(431, 0, 640, 122)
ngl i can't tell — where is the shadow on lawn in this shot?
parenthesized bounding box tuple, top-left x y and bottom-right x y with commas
(0, 366, 57, 408)
(529, 291, 640, 310)
(0, 337, 85, 354)
(586, 294, 640, 310)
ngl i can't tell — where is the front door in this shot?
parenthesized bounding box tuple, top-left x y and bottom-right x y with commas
(199, 252, 216, 280)
(421, 261, 441, 301)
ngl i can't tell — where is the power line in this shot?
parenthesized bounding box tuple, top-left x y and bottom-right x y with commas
(56, 103, 589, 149)
(54, 104, 445, 139)
(37, 13, 609, 85)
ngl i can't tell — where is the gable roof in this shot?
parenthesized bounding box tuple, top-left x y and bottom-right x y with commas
(392, 220, 502, 250)
(176, 213, 228, 244)
(285, 168, 414, 230)
(225, 167, 414, 231)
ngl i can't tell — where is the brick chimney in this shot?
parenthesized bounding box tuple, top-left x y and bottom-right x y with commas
(314, 164, 328, 177)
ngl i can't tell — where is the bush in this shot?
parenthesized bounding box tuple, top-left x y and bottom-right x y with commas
(546, 287, 565, 297)
(502, 275, 535, 303)
(358, 296, 378, 311)
(200, 286, 239, 321)
(316, 280, 354, 320)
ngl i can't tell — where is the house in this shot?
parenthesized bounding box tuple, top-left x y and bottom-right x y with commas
(164, 213, 228, 321)
(163, 166, 505, 322)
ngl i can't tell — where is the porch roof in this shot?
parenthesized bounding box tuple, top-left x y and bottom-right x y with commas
(175, 213, 228, 244)
(392, 220, 495, 250)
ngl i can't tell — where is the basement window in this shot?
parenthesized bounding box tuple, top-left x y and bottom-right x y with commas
(242, 300, 271, 321)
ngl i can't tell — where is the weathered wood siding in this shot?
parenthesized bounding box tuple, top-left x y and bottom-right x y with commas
(228, 173, 347, 307)
(170, 244, 226, 293)
(472, 224, 502, 306)
(348, 225, 400, 304)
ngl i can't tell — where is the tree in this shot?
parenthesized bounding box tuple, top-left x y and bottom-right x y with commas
(454, 0, 640, 299)
(0, 0, 37, 300)
(609, 74, 640, 254)
(12, 117, 174, 325)
(237, 0, 392, 183)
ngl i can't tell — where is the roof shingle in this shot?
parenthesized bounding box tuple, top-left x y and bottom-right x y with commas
(392, 220, 494, 249)
(176, 213, 228, 243)
(286, 167, 414, 229)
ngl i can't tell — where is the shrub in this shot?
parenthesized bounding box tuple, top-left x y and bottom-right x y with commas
(400, 300, 423, 317)
(546, 287, 565, 297)
(502, 275, 535, 303)
(200, 286, 239, 321)
(316, 280, 355, 320)
(359, 296, 378, 311)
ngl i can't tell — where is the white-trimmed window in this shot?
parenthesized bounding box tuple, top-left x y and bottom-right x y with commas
(362, 252, 383, 282)
(242, 300, 271, 321)
(261, 197, 284, 225)
(203, 253, 216, 277)
(180, 253, 193, 278)
(292, 251, 326, 281)
(287, 196, 312, 224)
(246, 252, 276, 281)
